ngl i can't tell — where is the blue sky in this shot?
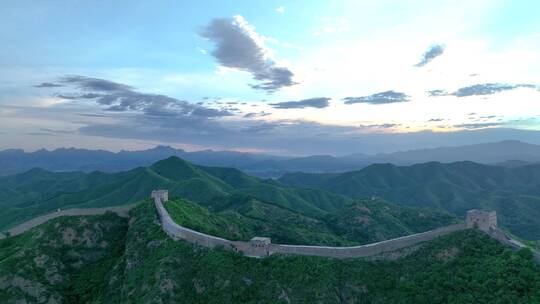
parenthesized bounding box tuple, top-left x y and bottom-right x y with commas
(1, 0, 540, 155)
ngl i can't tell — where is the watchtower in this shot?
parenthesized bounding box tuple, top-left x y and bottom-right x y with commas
(151, 189, 169, 202)
(466, 209, 497, 232)
(250, 237, 271, 256)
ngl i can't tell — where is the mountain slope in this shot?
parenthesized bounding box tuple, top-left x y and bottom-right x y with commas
(104, 203, 539, 303)
(0, 212, 127, 303)
(0, 201, 540, 304)
(0, 157, 349, 231)
(1, 201, 539, 303)
(2, 140, 540, 177)
(279, 161, 540, 240)
(165, 197, 457, 246)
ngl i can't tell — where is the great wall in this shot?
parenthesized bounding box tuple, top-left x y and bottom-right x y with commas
(151, 190, 540, 261)
(1, 189, 538, 263)
(0, 204, 135, 239)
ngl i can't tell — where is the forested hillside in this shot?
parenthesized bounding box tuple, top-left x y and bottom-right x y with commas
(1, 202, 539, 303)
(165, 197, 457, 245)
(0, 157, 348, 231)
(280, 161, 540, 240)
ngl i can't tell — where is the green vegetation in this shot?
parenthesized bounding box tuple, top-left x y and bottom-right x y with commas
(280, 161, 540, 240)
(2, 156, 540, 302)
(1, 201, 539, 303)
(325, 199, 458, 244)
(165, 196, 457, 246)
(0, 156, 348, 231)
(0, 212, 127, 303)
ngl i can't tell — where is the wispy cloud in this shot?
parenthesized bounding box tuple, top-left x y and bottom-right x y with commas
(454, 122, 504, 129)
(243, 111, 271, 118)
(451, 83, 537, 97)
(200, 15, 296, 93)
(34, 82, 63, 88)
(343, 91, 410, 105)
(48, 75, 233, 119)
(429, 83, 538, 97)
(359, 123, 400, 129)
(270, 97, 330, 109)
(275, 6, 285, 14)
(427, 89, 448, 97)
(415, 44, 445, 67)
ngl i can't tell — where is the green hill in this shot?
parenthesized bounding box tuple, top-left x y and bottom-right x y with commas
(0, 212, 127, 303)
(0, 157, 349, 231)
(2, 202, 538, 303)
(165, 196, 458, 246)
(279, 162, 540, 240)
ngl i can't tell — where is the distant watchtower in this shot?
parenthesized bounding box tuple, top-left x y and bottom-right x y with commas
(151, 189, 169, 202)
(466, 209, 497, 232)
(250, 237, 271, 256)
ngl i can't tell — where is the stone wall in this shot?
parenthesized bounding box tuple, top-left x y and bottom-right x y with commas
(466, 209, 497, 231)
(154, 196, 235, 249)
(154, 197, 467, 259)
(268, 224, 467, 258)
(4, 204, 135, 237)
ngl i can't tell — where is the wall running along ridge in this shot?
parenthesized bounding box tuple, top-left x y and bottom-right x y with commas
(0, 204, 135, 238)
(154, 196, 469, 258)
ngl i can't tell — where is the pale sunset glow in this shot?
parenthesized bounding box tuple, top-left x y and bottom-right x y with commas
(1, 0, 539, 155)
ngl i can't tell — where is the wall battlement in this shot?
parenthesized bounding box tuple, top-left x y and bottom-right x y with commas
(466, 209, 497, 232)
(153, 191, 472, 259)
(151, 189, 169, 203)
(153, 190, 539, 260)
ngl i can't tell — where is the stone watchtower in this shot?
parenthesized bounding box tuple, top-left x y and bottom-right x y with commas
(151, 189, 169, 202)
(250, 237, 272, 256)
(466, 209, 497, 232)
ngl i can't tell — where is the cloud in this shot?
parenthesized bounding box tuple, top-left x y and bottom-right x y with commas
(55, 75, 232, 118)
(359, 123, 400, 129)
(343, 91, 410, 105)
(454, 122, 504, 129)
(415, 44, 445, 67)
(61, 75, 132, 92)
(276, 6, 285, 14)
(428, 118, 445, 122)
(427, 89, 448, 97)
(450, 83, 537, 97)
(56, 93, 103, 100)
(76, 111, 540, 155)
(39, 128, 74, 134)
(270, 97, 331, 109)
(429, 83, 538, 98)
(242, 122, 282, 134)
(77, 113, 111, 118)
(27, 132, 54, 136)
(243, 111, 271, 118)
(34, 82, 63, 88)
(200, 15, 296, 92)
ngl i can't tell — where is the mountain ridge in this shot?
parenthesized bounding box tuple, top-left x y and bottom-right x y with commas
(2, 140, 540, 177)
(279, 161, 540, 240)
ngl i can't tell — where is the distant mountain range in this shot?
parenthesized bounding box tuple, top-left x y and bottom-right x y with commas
(0, 156, 456, 248)
(2, 156, 540, 302)
(279, 161, 540, 240)
(1, 140, 540, 177)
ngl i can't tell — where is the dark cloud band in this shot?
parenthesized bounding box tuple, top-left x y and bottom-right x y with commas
(428, 83, 538, 97)
(343, 91, 410, 105)
(270, 97, 331, 109)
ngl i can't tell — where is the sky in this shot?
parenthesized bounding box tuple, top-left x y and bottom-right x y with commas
(1, 0, 540, 156)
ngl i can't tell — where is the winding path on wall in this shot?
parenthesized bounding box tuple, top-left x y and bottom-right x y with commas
(154, 197, 540, 262)
(1, 197, 538, 263)
(0, 204, 136, 239)
(154, 196, 469, 258)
